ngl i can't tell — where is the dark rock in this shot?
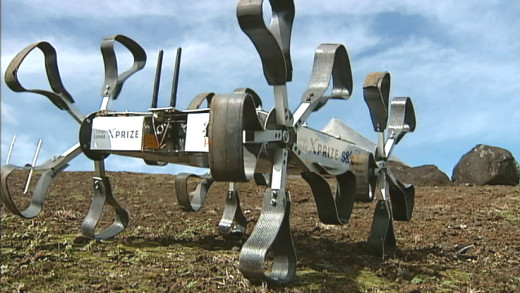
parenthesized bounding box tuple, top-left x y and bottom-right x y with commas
(452, 144, 519, 186)
(408, 165, 452, 186)
(387, 161, 451, 187)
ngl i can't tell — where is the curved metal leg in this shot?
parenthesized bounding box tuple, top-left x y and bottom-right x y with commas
(367, 199, 396, 257)
(1, 165, 55, 219)
(0, 144, 82, 219)
(238, 189, 296, 285)
(218, 183, 247, 236)
(81, 161, 129, 240)
(301, 171, 356, 225)
(81, 175, 129, 240)
(388, 169, 415, 221)
(363, 72, 417, 256)
(174, 173, 214, 212)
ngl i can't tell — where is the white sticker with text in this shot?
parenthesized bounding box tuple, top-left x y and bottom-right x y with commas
(185, 113, 209, 152)
(91, 116, 144, 151)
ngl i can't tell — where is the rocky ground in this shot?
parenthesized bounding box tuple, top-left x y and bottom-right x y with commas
(1, 171, 519, 292)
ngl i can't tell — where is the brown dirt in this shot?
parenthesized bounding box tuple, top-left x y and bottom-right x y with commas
(1, 171, 519, 292)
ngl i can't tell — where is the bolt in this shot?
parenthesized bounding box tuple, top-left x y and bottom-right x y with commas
(282, 131, 290, 144)
(270, 198, 277, 206)
(272, 190, 278, 198)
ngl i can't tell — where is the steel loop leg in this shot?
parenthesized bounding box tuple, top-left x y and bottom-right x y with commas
(367, 200, 396, 257)
(301, 171, 356, 225)
(238, 189, 296, 285)
(0, 144, 81, 219)
(218, 187, 247, 236)
(174, 173, 213, 212)
(81, 176, 129, 240)
(1, 165, 54, 219)
(387, 170, 415, 221)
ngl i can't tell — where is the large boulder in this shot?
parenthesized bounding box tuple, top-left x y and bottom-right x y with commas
(387, 161, 452, 186)
(452, 145, 519, 186)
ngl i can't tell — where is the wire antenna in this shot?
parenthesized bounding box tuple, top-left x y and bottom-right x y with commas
(23, 139, 43, 194)
(151, 50, 164, 108)
(6, 135, 16, 164)
(170, 47, 182, 107)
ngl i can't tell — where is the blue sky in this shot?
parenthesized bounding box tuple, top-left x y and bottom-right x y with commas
(1, 0, 519, 178)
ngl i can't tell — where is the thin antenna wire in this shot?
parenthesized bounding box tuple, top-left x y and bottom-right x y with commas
(151, 50, 164, 108)
(170, 47, 182, 108)
(24, 139, 43, 194)
(6, 135, 16, 164)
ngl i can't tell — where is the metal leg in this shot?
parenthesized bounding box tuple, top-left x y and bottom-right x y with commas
(0, 143, 82, 219)
(218, 182, 247, 236)
(238, 189, 296, 285)
(387, 169, 415, 221)
(238, 140, 296, 285)
(362, 72, 417, 257)
(174, 173, 213, 212)
(81, 161, 129, 240)
(301, 171, 356, 225)
(367, 199, 396, 257)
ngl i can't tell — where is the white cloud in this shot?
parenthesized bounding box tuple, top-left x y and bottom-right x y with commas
(1, 101, 18, 125)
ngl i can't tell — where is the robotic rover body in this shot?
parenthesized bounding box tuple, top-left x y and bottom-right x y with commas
(1, 0, 416, 285)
